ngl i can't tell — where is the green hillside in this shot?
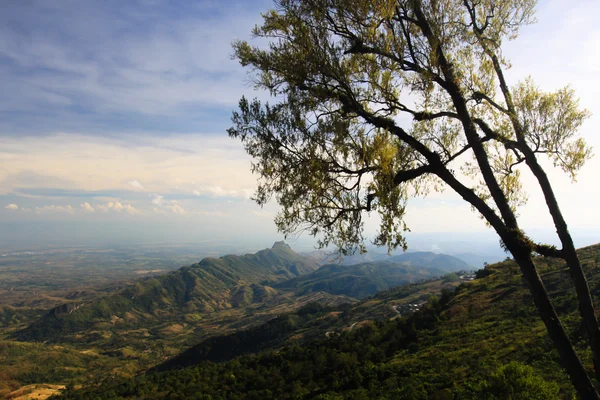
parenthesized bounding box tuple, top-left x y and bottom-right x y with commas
(275, 261, 450, 299)
(2, 244, 467, 393)
(154, 275, 462, 373)
(14, 242, 320, 343)
(0, 305, 44, 329)
(57, 244, 600, 399)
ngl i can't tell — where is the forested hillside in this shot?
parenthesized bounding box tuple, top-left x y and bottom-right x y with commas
(2, 242, 472, 397)
(275, 261, 449, 299)
(57, 244, 600, 399)
(13, 242, 320, 342)
(388, 252, 471, 272)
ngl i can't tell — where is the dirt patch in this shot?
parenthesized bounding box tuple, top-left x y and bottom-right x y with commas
(160, 323, 185, 335)
(4, 384, 66, 400)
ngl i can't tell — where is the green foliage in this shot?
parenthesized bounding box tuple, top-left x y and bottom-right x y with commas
(155, 302, 333, 370)
(512, 78, 591, 180)
(58, 291, 456, 399)
(229, 0, 590, 254)
(6, 245, 600, 399)
(229, 2, 595, 391)
(467, 362, 561, 400)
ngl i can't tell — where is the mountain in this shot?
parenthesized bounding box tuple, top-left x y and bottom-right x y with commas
(14, 242, 320, 342)
(451, 252, 505, 269)
(274, 260, 447, 299)
(304, 249, 471, 271)
(389, 251, 471, 272)
(59, 244, 600, 399)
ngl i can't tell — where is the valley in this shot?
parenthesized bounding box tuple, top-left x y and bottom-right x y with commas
(0, 243, 221, 329)
(0, 242, 473, 398)
(3, 240, 599, 399)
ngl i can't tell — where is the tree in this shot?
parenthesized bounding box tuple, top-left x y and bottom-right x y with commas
(228, 0, 597, 397)
(474, 362, 561, 400)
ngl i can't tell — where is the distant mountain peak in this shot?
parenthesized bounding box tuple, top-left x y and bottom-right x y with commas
(272, 241, 290, 250)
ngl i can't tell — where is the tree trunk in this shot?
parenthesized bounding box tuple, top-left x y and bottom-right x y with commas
(507, 246, 600, 399)
(433, 155, 600, 398)
(523, 151, 600, 383)
(405, 3, 597, 395)
(477, 23, 600, 384)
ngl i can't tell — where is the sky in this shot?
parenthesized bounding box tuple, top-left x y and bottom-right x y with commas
(0, 0, 599, 253)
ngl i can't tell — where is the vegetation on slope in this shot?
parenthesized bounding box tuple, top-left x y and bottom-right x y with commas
(56, 244, 600, 399)
(275, 261, 448, 299)
(13, 242, 319, 342)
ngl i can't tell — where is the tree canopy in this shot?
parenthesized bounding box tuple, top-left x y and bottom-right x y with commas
(229, 0, 590, 254)
(229, 0, 597, 396)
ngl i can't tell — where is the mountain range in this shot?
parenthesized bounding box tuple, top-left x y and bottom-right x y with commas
(307, 248, 486, 269)
(276, 261, 446, 299)
(14, 243, 467, 343)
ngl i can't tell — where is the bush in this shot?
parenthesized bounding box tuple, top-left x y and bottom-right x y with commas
(473, 362, 560, 400)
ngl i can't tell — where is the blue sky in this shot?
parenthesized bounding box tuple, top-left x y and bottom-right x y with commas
(1, 0, 599, 252)
(0, 0, 269, 135)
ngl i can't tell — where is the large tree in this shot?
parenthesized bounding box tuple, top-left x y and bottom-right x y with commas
(229, 0, 597, 397)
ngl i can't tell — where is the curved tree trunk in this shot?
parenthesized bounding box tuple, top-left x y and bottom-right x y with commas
(524, 154, 600, 383)
(506, 245, 600, 399)
(480, 25, 600, 383)
(435, 158, 600, 398)
(356, 2, 600, 395)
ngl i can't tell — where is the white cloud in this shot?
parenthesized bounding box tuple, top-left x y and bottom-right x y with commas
(193, 186, 235, 197)
(123, 204, 140, 215)
(151, 194, 164, 206)
(35, 204, 74, 214)
(109, 201, 123, 212)
(0, 134, 256, 203)
(193, 186, 254, 199)
(168, 204, 186, 215)
(128, 180, 144, 189)
(96, 201, 140, 215)
(5, 203, 19, 210)
(0, 0, 598, 240)
(197, 210, 229, 217)
(152, 195, 186, 214)
(80, 202, 94, 212)
(0, 2, 265, 121)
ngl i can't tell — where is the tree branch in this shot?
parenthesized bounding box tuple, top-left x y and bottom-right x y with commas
(393, 164, 434, 186)
(534, 243, 565, 259)
(472, 91, 509, 114)
(413, 0, 520, 230)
